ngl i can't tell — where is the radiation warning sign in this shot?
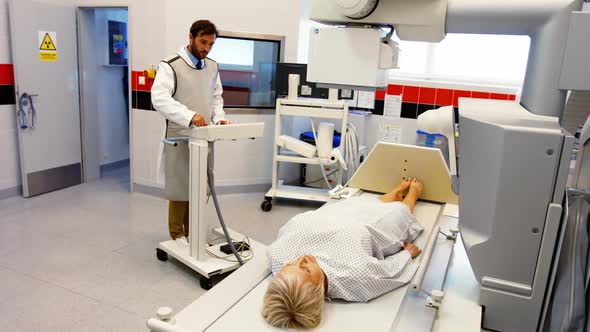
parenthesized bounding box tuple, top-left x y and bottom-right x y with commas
(38, 31, 57, 61)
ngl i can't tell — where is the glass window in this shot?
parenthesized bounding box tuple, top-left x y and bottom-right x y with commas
(208, 33, 283, 108)
(430, 34, 530, 85)
(391, 34, 530, 87)
(396, 40, 432, 75)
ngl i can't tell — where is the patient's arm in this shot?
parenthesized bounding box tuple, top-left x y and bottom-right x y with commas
(404, 242, 422, 258)
(381, 249, 412, 277)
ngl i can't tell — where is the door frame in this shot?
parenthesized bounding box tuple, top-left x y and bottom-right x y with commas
(76, 4, 133, 191)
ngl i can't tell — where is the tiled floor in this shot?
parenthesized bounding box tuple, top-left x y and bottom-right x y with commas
(0, 167, 320, 331)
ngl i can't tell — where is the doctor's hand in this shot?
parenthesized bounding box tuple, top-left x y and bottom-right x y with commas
(191, 114, 208, 127)
(404, 242, 422, 259)
(216, 120, 230, 125)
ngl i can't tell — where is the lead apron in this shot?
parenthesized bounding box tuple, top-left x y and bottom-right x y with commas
(162, 55, 219, 201)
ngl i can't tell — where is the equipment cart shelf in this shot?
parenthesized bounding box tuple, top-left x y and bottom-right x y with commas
(262, 98, 349, 211)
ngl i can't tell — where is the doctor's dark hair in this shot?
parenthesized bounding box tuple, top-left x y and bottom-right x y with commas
(190, 20, 218, 38)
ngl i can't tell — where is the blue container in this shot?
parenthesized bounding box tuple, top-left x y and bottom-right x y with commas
(300, 131, 341, 148)
(416, 130, 450, 167)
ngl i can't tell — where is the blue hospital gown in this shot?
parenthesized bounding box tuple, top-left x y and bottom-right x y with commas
(268, 196, 424, 302)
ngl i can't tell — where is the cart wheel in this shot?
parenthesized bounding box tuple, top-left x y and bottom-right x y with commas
(156, 248, 168, 262)
(200, 277, 213, 290)
(261, 200, 272, 212)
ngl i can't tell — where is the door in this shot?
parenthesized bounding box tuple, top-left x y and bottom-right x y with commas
(9, 0, 82, 197)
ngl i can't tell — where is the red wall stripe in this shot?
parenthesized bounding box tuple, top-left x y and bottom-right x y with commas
(435, 88, 453, 106)
(375, 90, 386, 100)
(418, 87, 436, 105)
(453, 90, 472, 107)
(490, 93, 509, 100)
(472, 91, 490, 99)
(387, 84, 403, 96)
(0, 64, 15, 85)
(402, 86, 419, 103)
(384, 83, 518, 108)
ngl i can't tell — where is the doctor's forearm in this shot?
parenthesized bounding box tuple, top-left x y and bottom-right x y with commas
(152, 94, 195, 128)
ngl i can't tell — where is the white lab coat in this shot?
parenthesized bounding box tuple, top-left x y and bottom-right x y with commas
(152, 46, 226, 185)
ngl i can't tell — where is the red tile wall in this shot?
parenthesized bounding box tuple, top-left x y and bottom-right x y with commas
(376, 84, 517, 107)
(0, 64, 14, 85)
(435, 89, 453, 106)
(418, 87, 436, 105)
(375, 89, 386, 100)
(0, 64, 16, 106)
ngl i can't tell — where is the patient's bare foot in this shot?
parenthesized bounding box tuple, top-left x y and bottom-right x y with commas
(398, 178, 412, 192)
(409, 178, 423, 198)
(393, 178, 412, 201)
(402, 178, 423, 213)
(380, 178, 411, 202)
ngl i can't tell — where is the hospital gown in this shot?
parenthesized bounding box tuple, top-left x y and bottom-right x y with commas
(268, 196, 424, 302)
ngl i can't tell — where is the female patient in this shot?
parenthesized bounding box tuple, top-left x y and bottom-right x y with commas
(262, 178, 424, 329)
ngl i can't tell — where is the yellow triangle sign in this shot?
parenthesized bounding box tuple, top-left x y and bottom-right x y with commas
(39, 33, 56, 51)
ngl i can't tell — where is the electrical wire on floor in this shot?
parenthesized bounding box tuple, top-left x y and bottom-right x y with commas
(207, 141, 245, 265)
(303, 168, 339, 186)
(207, 235, 254, 263)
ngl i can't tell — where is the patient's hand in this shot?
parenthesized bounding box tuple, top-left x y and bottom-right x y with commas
(404, 242, 422, 259)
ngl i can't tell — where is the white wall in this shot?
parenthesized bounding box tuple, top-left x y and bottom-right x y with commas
(0, 0, 164, 194)
(161, 1, 301, 63)
(0, 0, 21, 193)
(0, 0, 309, 194)
(94, 8, 129, 166)
(131, 0, 307, 189)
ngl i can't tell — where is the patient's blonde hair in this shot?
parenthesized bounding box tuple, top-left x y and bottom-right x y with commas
(262, 273, 325, 329)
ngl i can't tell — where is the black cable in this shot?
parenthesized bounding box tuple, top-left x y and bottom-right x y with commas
(206, 142, 244, 265)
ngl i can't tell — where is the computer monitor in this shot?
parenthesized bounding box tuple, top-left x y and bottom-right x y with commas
(275, 63, 329, 99)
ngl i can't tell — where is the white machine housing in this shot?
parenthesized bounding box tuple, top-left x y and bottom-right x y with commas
(309, 0, 586, 119)
(307, 27, 397, 90)
(277, 135, 317, 159)
(417, 106, 457, 177)
(308, 0, 447, 90)
(310, 0, 448, 41)
(309, 0, 589, 330)
(457, 99, 573, 332)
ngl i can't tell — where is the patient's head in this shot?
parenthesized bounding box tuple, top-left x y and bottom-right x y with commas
(262, 255, 326, 329)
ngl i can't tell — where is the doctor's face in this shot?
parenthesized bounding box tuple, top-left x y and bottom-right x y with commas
(279, 255, 325, 288)
(189, 32, 216, 59)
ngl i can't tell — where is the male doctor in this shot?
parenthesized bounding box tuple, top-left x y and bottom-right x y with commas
(151, 19, 227, 242)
